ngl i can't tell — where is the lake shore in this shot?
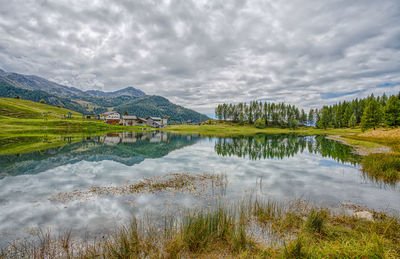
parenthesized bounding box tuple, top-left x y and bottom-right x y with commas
(2, 194, 399, 258)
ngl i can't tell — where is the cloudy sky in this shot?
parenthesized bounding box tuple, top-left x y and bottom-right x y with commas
(0, 0, 399, 114)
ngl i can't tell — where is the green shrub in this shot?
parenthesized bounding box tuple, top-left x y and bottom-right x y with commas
(254, 118, 266, 129)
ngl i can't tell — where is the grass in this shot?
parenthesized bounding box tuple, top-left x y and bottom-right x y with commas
(0, 98, 154, 154)
(340, 128, 400, 183)
(165, 123, 362, 137)
(2, 198, 399, 258)
(361, 153, 400, 183)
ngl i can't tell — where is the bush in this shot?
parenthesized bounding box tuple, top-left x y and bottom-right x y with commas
(254, 118, 266, 129)
(39, 99, 46, 104)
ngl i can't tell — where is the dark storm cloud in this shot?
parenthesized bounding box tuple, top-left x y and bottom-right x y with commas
(0, 0, 399, 113)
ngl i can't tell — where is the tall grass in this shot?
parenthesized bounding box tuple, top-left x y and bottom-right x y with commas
(361, 153, 400, 182)
(2, 198, 400, 258)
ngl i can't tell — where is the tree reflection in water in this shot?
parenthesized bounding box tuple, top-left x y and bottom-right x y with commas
(214, 134, 361, 165)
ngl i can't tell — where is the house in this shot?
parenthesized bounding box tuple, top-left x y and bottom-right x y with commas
(122, 115, 138, 126)
(121, 115, 148, 126)
(100, 111, 118, 120)
(146, 117, 168, 128)
(101, 111, 121, 124)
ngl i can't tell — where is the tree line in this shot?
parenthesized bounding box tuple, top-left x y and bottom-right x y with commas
(215, 92, 400, 131)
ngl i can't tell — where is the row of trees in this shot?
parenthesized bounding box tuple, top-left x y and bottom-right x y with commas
(315, 93, 400, 131)
(215, 92, 400, 131)
(215, 102, 308, 129)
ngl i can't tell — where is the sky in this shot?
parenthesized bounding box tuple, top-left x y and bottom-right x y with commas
(0, 0, 400, 115)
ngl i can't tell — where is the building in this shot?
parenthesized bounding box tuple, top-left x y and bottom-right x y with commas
(122, 115, 148, 126)
(122, 115, 138, 126)
(100, 111, 118, 120)
(146, 116, 168, 128)
(101, 111, 121, 124)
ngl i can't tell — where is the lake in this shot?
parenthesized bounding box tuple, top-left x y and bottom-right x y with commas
(0, 131, 398, 247)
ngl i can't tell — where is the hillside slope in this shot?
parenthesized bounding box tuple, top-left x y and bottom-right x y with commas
(0, 81, 88, 113)
(0, 98, 81, 119)
(0, 69, 209, 122)
(115, 95, 209, 122)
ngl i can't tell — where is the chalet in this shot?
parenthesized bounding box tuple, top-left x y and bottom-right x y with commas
(100, 111, 117, 119)
(121, 115, 147, 126)
(146, 117, 168, 128)
(122, 115, 138, 126)
(101, 111, 121, 125)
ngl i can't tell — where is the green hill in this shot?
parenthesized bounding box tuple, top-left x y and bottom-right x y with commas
(115, 95, 208, 122)
(0, 98, 81, 119)
(0, 70, 209, 122)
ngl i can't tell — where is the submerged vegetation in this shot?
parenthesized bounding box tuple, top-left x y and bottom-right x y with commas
(2, 198, 399, 258)
(50, 173, 227, 202)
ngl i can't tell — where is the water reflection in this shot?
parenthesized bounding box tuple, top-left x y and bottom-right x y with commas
(0, 132, 398, 248)
(0, 132, 201, 178)
(214, 134, 361, 165)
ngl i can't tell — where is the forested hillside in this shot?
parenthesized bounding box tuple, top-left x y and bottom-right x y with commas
(215, 92, 400, 131)
(0, 69, 209, 122)
(115, 95, 209, 122)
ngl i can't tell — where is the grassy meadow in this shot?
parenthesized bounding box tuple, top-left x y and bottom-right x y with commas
(0, 98, 151, 154)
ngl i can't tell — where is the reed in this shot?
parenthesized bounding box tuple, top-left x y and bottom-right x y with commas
(2, 198, 400, 258)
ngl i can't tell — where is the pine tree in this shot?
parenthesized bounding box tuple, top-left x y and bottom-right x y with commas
(384, 95, 400, 127)
(318, 107, 330, 129)
(308, 109, 314, 126)
(349, 113, 357, 128)
(360, 99, 382, 131)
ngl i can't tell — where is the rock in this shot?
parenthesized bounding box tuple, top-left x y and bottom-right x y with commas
(354, 211, 374, 221)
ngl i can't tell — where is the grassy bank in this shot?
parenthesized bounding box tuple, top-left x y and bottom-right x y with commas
(339, 128, 400, 183)
(2, 198, 399, 258)
(165, 123, 361, 137)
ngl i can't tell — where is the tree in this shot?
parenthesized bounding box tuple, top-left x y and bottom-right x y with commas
(360, 99, 382, 131)
(14, 95, 20, 99)
(288, 117, 298, 129)
(39, 99, 46, 104)
(300, 109, 307, 125)
(254, 118, 266, 129)
(308, 109, 314, 126)
(384, 95, 400, 127)
(349, 113, 357, 128)
(318, 107, 330, 129)
(124, 111, 128, 116)
(343, 106, 352, 127)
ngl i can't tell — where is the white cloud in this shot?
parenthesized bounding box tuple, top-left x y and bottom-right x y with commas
(0, 0, 399, 113)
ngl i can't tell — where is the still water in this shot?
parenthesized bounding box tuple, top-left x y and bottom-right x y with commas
(0, 132, 398, 246)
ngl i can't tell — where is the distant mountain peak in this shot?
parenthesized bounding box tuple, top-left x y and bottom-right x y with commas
(85, 86, 145, 98)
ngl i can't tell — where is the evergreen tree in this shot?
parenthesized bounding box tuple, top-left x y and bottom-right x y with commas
(384, 95, 400, 127)
(360, 99, 382, 131)
(349, 113, 357, 128)
(319, 107, 330, 129)
(308, 109, 314, 125)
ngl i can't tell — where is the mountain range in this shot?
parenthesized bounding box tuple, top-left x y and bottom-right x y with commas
(0, 69, 208, 122)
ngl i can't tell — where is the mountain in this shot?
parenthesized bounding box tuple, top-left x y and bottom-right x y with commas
(0, 69, 208, 122)
(0, 81, 87, 113)
(85, 86, 145, 98)
(0, 69, 85, 97)
(0, 69, 144, 98)
(115, 95, 209, 122)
